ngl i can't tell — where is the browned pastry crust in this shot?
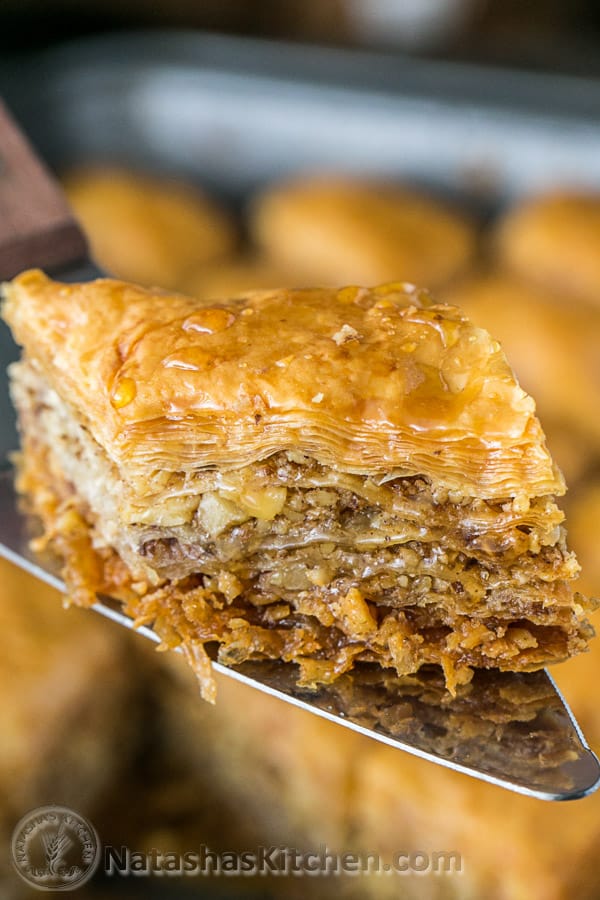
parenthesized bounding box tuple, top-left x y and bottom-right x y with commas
(63, 167, 235, 289)
(3, 270, 594, 700)
(250, 176, 477, 288)
(494, 190, 600, 304)
(3, 271, 564, 496)
(442, 272, 600, 458)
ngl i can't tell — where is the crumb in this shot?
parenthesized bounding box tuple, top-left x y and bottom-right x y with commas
(332, 323, 361, 345)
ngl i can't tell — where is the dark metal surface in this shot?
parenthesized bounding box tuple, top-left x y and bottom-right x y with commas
(3, 32, 600, 212)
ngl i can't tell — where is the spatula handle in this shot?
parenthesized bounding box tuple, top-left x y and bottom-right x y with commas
(0, 98, 88, 279)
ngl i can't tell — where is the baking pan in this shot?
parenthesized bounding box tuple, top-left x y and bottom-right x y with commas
(1, 28, 600, 463)
(3, 30, 600, 204)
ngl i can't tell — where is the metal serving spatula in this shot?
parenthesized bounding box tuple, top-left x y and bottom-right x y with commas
(0, 98, 598, 802)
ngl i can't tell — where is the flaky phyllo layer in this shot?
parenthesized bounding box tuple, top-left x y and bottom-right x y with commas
(3, 271, 595, 699)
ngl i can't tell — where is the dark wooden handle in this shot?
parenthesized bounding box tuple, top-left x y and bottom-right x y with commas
(0, 98, 88, 279)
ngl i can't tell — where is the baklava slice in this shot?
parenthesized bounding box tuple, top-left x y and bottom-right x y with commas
(2, 270, 594, 700)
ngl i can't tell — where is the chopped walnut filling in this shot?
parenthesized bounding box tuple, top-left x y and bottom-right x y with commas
(9, 358, 595, 701)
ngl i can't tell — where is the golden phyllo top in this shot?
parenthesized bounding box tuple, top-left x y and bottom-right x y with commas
(2, 270, 562, 499)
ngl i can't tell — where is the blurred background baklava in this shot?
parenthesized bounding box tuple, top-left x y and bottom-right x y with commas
(3, 2, 600, 898)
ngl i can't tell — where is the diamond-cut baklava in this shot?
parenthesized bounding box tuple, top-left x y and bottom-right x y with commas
(2, 270, 594, 699)
(251, 176, 476, 289)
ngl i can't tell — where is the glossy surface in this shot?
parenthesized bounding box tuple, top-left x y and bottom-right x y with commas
(4, 271, 562, 499)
